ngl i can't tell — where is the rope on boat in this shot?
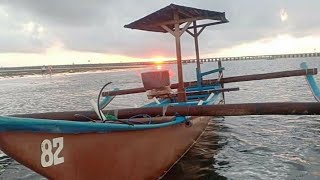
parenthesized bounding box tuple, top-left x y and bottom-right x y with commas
(74, 114, 96, 122)
(128, 114, 153, 124)
(215, 72, 223, 84)
(173, 113, 191, 127)
(96, 82, 133, 126)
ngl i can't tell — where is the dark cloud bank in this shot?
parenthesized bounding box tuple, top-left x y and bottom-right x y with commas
(0, 0, 319, 58)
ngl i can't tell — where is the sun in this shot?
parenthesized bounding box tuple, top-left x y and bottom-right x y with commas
(280, 8, 288, 22)
(154, 60, 163, 65)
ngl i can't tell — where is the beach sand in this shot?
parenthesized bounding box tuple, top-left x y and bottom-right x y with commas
(0, 65, 148, 78)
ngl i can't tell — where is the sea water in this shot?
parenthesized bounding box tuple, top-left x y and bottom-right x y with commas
(0, 58, 319, 179)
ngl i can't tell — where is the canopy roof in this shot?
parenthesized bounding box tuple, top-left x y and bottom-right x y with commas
(124, 4, 228, 33)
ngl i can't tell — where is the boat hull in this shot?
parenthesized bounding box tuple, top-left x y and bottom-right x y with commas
(0, 116, 210, 180)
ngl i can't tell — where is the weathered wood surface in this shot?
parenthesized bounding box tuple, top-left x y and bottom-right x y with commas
(124, 4, 228, 33)
(102, 68, 317, 96)
(13, 102, 320, 121)
(105, 102, 320, 118)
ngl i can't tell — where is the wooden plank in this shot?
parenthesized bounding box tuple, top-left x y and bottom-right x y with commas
(185, 29, 194, 37)
(179, 21, 192, 37)
(200, 67, 225, 77)
(187, 21, 228, 30)
(160, 25, 174, 36)
(154, 16, 206, 26)
(197, 26, 206, 36)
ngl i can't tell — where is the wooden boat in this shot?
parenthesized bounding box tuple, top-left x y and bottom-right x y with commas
(1, 4, 320, 180)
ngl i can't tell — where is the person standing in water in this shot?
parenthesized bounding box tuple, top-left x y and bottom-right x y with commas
(41, 65, 46, 76)
(48, 65, 52, 77)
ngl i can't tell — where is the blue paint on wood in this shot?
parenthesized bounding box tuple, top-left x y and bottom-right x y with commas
(99, 88, 119, 109)
(200, 67, 224, 77)
(300, 62, 320, 102)
(186, 85, 220, 92)
(0, 81, 223, 134)
(0, 116, 187, 134)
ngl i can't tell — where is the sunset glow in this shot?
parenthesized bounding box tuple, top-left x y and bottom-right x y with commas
(212, 34, 320, 57)
(151, 55, 168, 64)
(1, 33, 319, 67)
(156, 65, 162, 70)
(0, 2, 319, 68)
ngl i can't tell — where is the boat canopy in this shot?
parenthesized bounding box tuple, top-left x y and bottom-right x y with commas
(124, 4, 228, 102)
(124, 4, 228, 32)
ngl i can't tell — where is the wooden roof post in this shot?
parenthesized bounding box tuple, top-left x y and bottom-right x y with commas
(193, 21, 201, 86)
(174, 11, 187, 102)
(218, 60, 225, 103)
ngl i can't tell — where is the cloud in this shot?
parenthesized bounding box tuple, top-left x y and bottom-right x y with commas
(213, 34, 320, 57)
(0, 0, 320, 60)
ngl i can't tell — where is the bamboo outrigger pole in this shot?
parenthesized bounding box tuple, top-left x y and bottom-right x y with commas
(102, 68, 317, 96)
(14, 102, 320, 121)
(105, 102, 320, 118)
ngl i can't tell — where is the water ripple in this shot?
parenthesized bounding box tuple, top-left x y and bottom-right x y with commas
(1, 59, 320, 179)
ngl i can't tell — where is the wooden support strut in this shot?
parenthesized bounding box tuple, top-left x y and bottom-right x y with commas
(102, 68, 317, 96)
(173, 11, 186, 102)
(193, 21, 201, 86)
(218, 60, 225, 103)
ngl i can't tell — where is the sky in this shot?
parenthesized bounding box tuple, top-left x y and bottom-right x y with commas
(0, 0, 320, 67)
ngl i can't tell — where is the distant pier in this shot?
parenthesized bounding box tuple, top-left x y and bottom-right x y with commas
(1, 52, 319, 77)
(181, 52, 320, 64)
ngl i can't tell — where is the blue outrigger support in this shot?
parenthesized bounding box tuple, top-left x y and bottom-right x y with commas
(99, 88, 119, 109)
(197, 67, 225, 85)
(300, 62, 320, 102)
(194, 60, 225, 103)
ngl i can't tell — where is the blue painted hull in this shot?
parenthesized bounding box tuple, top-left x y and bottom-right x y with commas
(0, 115, 187, 134)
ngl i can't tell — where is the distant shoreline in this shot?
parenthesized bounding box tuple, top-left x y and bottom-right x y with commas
(0, 64, 148, 78)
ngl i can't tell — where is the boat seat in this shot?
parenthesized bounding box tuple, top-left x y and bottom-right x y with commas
(146, 86, 175, 99)
(141, 70, 175, 99)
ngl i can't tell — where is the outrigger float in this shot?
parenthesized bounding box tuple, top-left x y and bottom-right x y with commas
(0, 4, 320, 180)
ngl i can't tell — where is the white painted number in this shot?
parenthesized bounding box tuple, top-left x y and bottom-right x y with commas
(41, 137, 64, 167)
(40, 139, 53, 167)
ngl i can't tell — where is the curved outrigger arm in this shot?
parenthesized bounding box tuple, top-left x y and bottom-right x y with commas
(99, 88, 119, 109)
(300, 62, 320, 102)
